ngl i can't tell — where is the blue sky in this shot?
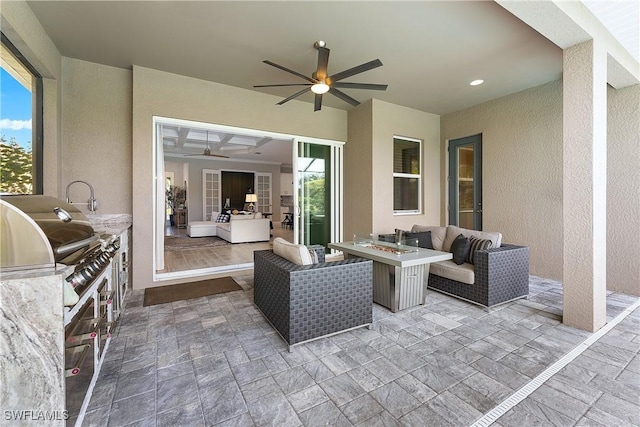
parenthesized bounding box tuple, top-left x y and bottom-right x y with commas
(1, 68, 32, 149)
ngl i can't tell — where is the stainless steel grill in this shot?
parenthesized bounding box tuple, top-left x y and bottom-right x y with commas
(1, 195, 98, 269)
(0, 195, 118, 305)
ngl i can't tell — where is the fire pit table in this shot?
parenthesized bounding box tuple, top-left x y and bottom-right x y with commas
(329, 237, 452, 312)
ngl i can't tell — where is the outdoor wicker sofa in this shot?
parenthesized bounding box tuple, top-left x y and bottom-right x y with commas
(253, 246, 373, 351)
(382, 225, 529, 308)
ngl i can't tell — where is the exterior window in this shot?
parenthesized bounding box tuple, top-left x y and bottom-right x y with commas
(1, 32, 43, 194)
(393, 137, 421, 214)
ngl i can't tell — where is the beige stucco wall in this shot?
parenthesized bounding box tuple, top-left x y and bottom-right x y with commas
(441, 80, 564, 280)
(442, 79, 640, 294)
(1, 1, 62, 196)
(345, 100, 441, 239)
(132, 65, 347, 289)
(607, 84, 640, 296)
(372, 100, 441, 235)
(345, 101, 374, 237)
(61, 58, 133, 215)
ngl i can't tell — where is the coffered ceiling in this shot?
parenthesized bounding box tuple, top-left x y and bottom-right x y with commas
(161, 124, 293, 165)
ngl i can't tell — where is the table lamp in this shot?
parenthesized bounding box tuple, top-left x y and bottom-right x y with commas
(245, 193, 258, 212)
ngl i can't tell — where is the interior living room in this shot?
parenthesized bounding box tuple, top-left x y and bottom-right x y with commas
(160, 122, 295, 274)
(1, 1, 638, 426)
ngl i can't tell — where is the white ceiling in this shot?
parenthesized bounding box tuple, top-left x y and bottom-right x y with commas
(24, 1, 636, 165)
(27, 0, 563, 115)
(583, 0, 639, 62)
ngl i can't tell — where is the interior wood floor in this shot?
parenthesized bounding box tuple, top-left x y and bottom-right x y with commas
(160, 221, 294, 273)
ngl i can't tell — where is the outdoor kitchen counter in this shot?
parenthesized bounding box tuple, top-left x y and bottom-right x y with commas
(0, 265, 73, 426)
(88, 213, 132, 235)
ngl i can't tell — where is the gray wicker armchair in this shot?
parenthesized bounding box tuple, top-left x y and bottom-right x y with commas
(428, 244, 530, 308)
(253, 247, 373, 351)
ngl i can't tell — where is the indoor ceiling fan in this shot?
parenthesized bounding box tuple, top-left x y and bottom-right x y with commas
(254, 41, 388, 111)
(183, 146, 229, 158)
(183, 130, 230, 158)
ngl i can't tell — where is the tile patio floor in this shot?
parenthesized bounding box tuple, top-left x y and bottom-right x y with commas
(83, 276, 640, 426)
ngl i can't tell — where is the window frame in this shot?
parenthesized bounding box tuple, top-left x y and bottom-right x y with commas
(392, 135, 422, 215)
(1, 32, 44, 194)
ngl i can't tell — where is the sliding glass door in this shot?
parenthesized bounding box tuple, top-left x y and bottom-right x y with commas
(295, 140, 343, 248)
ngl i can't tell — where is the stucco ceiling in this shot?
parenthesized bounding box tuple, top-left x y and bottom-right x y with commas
(27, 0, 564, 116)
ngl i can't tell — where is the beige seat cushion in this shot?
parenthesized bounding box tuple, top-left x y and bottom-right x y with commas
(410, 225, 447, 251)
(430, 260, 475, 285)
(273, 237, 314, 266)
(442, 225, 502, 252)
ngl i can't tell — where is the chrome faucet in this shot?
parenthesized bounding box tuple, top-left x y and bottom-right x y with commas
(65, 180, 97, 212)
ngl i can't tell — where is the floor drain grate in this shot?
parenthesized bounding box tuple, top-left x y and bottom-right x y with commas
(470, 298, 640, 427)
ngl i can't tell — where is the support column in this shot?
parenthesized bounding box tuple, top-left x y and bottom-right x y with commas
(563, 39, 608, 331)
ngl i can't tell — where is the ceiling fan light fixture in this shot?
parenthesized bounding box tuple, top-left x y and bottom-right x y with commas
(311, 82, 330, 94)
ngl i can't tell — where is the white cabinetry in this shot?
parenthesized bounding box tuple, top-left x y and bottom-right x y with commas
(280, 172, 293, 195)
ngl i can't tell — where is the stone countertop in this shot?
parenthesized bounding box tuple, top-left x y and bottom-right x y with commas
(88, 213, 132, 235)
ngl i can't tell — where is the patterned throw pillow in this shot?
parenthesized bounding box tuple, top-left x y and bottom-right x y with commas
(467, 236, 493, 264)
(215, 213, 230, 223)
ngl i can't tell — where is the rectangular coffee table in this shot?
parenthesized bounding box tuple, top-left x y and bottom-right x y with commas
(329, 240, 452, 312)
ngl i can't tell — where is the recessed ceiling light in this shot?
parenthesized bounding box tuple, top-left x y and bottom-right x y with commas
(470, 79, 484, 86)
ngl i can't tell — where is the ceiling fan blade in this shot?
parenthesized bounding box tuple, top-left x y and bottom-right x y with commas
(316, 47, 330, 80)
(314, 94, 323, 111)
(333, 82, 388, 91)
(277, 87, 312, 105)
(254, 84, 312, 88)
(328, 59, 383, 83)
(263, 60, 316, 84)
(329, 87, 360, 107)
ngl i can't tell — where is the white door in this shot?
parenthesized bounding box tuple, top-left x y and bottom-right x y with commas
(255, 172, 272, 213)
(202, 169, 221, 220)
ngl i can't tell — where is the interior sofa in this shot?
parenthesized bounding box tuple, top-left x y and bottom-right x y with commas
(216, 214, 270, 243)
(383, 225, 529, 308)
(187, 211, 270, 243)
(254, 239, 373, 351)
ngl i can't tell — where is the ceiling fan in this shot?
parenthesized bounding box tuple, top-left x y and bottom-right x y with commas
(183, 130, 230, 158)
(184, 146, 229, 158)
(255, 41, 388, 111)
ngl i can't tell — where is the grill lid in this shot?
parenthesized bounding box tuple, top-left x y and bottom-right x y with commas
(0, 195, 98, 270)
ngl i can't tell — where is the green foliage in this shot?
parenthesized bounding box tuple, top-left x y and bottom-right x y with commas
(0, 135, 33, 194)
(302, 174, 325, 217)
(166, 185, 186, 210)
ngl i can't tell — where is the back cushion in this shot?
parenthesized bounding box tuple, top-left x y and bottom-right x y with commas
(230, 213, 255, 221)
(411, 225, 447, 251)
(273, 237, 314, 265)
(210, 211, 219, 222)
(442, 225, 502, 252)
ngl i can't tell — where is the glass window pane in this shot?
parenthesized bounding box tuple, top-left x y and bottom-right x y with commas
(1, 35, 41, 194)
(393, 138, 420, 174)
(393, 177, 419, 211)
